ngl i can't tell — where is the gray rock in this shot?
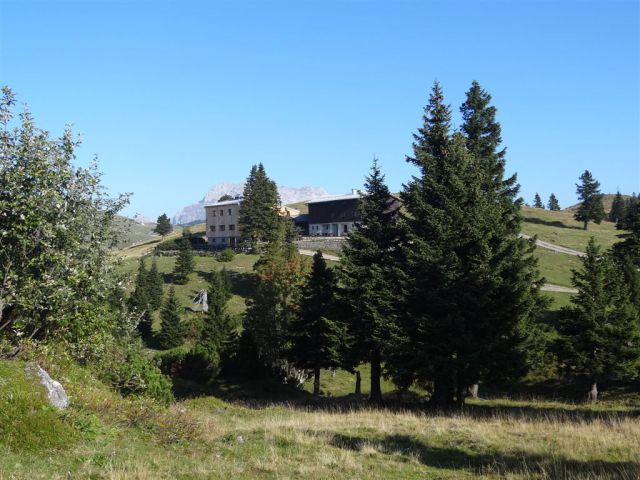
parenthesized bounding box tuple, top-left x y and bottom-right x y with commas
(26, 363, 69, 410)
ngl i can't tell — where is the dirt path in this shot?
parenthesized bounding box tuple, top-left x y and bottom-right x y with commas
(298, 249, 341, 262)
(520, 234, 585, 257)
(541, 283, 578, 293)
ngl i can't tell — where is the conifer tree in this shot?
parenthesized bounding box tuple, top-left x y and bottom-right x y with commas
(239, 163, 281, 251)
(609, 190, 627, 224)
(128, 259, 152, 336)
(400, 81, 547, 408)
(557, 238, 640, 402)
(147, 257, 164, 310)
(157, 287, 186, 350)
(244, 231, 307, 380)
(574, 170, 605, 230)
(339, 159, 402, 403)
(200, 268, 234, 354)
(154, 213, 173, 236)
(533, 193, 544, 209)
(548, 193, 561, 211)
(173, 238, 195, 284)
(289, 252, 345, 396)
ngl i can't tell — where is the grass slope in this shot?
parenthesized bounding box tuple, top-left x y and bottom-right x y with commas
(2, 357, 639, 479)
(522, 206, 623, 252)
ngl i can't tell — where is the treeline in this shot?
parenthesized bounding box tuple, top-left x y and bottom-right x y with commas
(164, 81, 640, 407)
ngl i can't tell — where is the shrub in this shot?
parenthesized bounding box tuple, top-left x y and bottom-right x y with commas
(182, 345, 220, 383)
(218, 248, 235, 262)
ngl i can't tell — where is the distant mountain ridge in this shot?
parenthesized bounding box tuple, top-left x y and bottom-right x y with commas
(172, 182, 329, 225)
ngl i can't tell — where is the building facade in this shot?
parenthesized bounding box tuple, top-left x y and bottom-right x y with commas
(205, 199, 242, 248)
(306, 193, 360, 237)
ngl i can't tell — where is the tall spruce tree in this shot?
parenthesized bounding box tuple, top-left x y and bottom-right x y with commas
(147, 257, 164, 310)
(154, 213, 172, 236)
(288, 252, 345, 396)
(613, 200, 640, 308)
(574, 170, 605, 230)
(557, 238, 640, 402)
(533, 193, 544, 209)
(239, 163, 281, 251)
(157, 287, 186, 350)
(200, 268, 234, 354)
(173, 238, 195, 284)
(609, 191, 626, 224)
(128, 259, 153, 337)
(548, 193, 561, 211)
(400, 81, 547, 408)
(338, 159, 402, 403)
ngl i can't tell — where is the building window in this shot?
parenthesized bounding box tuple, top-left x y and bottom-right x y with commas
(220, 209, 224, 216)
(228, 208, 232, 216)
(210, 225, 216, 232)
(343, 224, 348, 233)
(220, 225, 226, 231)
(229, 224, 235, 231)
(211, 210, 216, 217)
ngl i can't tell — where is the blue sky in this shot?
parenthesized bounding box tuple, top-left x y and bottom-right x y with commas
(1, 0, 638, 218)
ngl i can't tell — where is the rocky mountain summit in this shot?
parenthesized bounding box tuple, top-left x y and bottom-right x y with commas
(172, 182, 328, 225)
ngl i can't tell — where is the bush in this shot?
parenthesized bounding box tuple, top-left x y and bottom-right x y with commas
(182, 345, 221, 383)
(97, 340, 173, 405)
(155, 235, 206, 252)
(218, 248, 235, 262)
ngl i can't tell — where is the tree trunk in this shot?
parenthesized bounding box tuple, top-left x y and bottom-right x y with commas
(355, 370, 362, 396)
(313, 366, 321, 396)
(370, 348, 382, 403)
(455, 377, 466, 410)
(430, 376, 454, 408)
(587, 380, 598, 403)
(583, 221, 588, 231)
(468, 383, 479, 399)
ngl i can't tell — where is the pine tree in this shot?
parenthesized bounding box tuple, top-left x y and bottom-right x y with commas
(548, 193, 561, 211)
(156, 287, 186, 350)
(614, 200, 640, 308)
(173, 238, 195, 284)
(147, 257, 164, 310)
(574, 170, 605, 230)
(289, 252, 345, 396)
(533, 193, 544, 209)
(339, 159, 402, 403)
(400, 82, 547, 408)
(200, 268, 234, 353)
(127, 259, 152, 337)
(557, 238, 640, 402)
(609, 190, 626, 224)
(239, 163, 281, 251)
(154, 213, 173, 236)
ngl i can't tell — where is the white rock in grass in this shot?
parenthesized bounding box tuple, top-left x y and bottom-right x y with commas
(26, 363, 69, 410)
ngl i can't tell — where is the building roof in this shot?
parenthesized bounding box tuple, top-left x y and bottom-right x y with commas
(306, 193, 360, 204)
(204, 198, 243, 208)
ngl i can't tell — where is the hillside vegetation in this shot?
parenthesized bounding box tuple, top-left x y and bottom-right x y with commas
(2, 357, 639, 479)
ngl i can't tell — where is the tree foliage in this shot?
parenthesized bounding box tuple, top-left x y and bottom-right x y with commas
(574, 170, 605, 230)
(547, 193, 560, 211)
(609, 191, 626, 224)
(173, 239, 195, 284)
(338, 159, 402, 402)
(157, 287, 186, 350)
(557, 238, 640, 401)
(154, 213, 172, 236)
(399, 81, 547, 407)
(0, 86, 130, 344)
(533, 193, 544, 209)
(289, 252, 345, 395)
(239, 163, 281, 251)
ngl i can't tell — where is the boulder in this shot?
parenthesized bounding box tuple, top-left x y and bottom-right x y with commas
(26, 363, 69, 410)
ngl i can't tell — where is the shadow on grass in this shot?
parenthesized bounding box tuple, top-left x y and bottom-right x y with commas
(194, 270, 254, 298)
(523, 216, 582, 230)
(328, 432, 640, 478)
(174, 374, 640, 424)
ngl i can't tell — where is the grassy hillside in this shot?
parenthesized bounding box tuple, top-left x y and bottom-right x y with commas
(2, 356, 639, 479)
(521, 206, 622, 251)
(112, 216, 158, 249)
(565, 193, 631, 214)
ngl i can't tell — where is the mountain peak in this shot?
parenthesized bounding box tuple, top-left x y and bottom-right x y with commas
(173, 182, 329, 225)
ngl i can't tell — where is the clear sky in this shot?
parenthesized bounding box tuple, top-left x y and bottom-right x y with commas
(1, 0, 638, 218)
